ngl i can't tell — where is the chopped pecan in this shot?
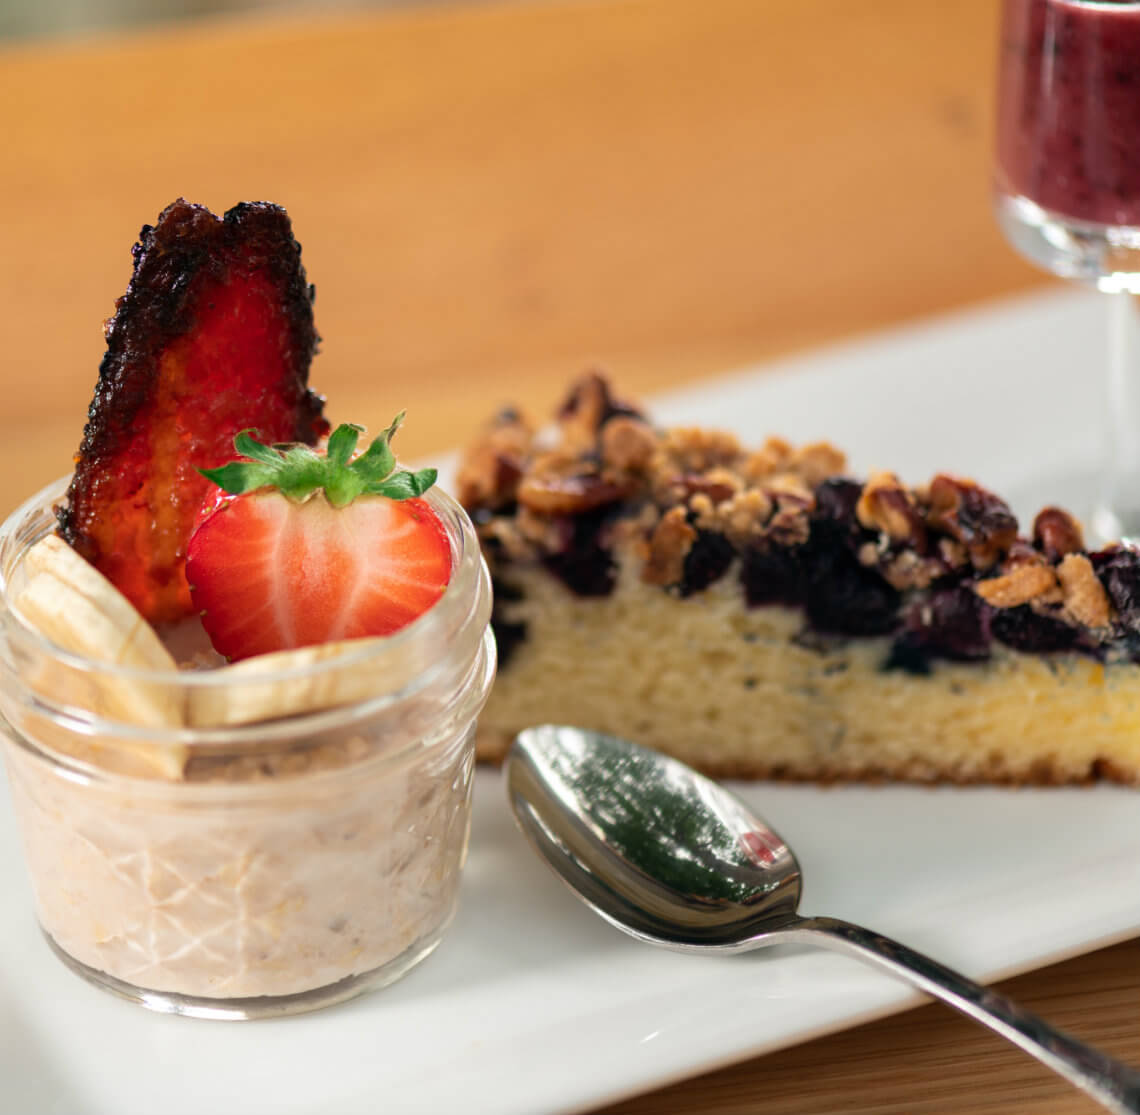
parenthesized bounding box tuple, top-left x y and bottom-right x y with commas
(856, 471, 927, 548)
(600, 415, 658, 472)
(1056, 553, 1113, 628)
(927, 475, 1018, 570)
(974, 564, 1059, 609)
(1033, 507, 1085, 561)
(642, 507, 696, 586)
(517, 469, 632, 515)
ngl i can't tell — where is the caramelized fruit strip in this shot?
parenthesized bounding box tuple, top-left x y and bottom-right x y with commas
(58, 199, 328, 623)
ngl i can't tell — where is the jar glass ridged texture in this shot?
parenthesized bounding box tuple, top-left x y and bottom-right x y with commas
(0, 477, 495, 1019)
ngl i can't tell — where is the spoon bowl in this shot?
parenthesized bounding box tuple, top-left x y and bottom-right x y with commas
(506, 724, 802, 949)
(506, 724, 1140, 1115)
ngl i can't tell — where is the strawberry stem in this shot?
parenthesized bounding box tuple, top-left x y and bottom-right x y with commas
(200, 416, 437, 506)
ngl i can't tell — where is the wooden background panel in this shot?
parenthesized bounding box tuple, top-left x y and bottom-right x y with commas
(0, 0, 1044, 519)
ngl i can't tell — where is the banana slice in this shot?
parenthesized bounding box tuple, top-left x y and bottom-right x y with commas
(187, 638, 402, 728)
(11, 534, 187, 779)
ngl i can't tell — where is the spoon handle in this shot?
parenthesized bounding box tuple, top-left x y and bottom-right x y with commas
(781, 916, 1140, 1114)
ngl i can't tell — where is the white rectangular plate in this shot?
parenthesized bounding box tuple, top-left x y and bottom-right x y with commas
(3, 288, 1138, 1115)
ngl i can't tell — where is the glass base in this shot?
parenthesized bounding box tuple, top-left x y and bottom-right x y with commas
(995, 192, 1140, 293)
(42, 921, 448, 1020)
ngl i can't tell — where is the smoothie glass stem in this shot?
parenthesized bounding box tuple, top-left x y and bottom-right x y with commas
(1097, 292, 1140, 541)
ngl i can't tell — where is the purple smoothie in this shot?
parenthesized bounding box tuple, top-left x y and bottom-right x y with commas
(996, 0, 1140, 227)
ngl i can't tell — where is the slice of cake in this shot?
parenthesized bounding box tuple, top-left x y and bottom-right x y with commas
(459, 373, 1140, 785)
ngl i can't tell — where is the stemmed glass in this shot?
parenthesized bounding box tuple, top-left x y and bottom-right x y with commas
(994, 0, 1140, 540)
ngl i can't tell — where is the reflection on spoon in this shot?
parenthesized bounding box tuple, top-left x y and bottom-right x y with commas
(506, 725, 1140, 1115)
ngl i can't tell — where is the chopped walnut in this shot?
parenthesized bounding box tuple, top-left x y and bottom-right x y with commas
(1056, 553, 1113, 628)
(789, 442, 847, 488)
(857, 471, 927, 548)
(974, 564, 1059, 608)
(927, 475, 1018, 571)
(641, 507, 696, 586)
(600, 416, 658, 472)
(1033, 507, 1085, 561)
(456, 408, 534, 509)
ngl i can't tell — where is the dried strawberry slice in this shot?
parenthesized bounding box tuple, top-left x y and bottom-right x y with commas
(58, 199, 329, 624)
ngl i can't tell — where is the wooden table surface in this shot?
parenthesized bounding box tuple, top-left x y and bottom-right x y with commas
(0, 1, 1136, 1112)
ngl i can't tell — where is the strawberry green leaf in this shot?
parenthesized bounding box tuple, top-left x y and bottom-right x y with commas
(274, 449, 328, 501)
(370, 467, 438, 500)
(200, 414, 435, 506)
(325, 468, 367, 508)
(199, 461, 280, 494)
(350, 418, 402, 484)
(233, 430, 285, 466)
(326, 423, 364, 468)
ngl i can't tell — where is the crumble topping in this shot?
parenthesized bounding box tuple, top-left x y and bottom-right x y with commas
(460, 372, 1140, 668)
(1057, 553, 1113, 629)
(642, 507, 696, 586)
(974, 563, 1059, 609)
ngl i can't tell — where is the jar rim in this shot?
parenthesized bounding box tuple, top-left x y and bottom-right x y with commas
(0, 475, 484, 690)
(1, 626, 496, 796)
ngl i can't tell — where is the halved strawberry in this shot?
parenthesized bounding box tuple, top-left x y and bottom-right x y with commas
(186, 418, 450, 661)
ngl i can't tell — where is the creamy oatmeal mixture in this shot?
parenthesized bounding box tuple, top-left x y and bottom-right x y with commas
(4, 722, 475, 999)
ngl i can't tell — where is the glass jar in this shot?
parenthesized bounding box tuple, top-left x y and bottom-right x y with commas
(0, 478, 495, 1019)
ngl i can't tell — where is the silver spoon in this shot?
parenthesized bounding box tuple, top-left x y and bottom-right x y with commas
(505, 724, 1140, 1115)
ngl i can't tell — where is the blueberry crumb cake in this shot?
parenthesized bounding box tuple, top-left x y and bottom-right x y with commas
(458, 373, 1140, 784)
